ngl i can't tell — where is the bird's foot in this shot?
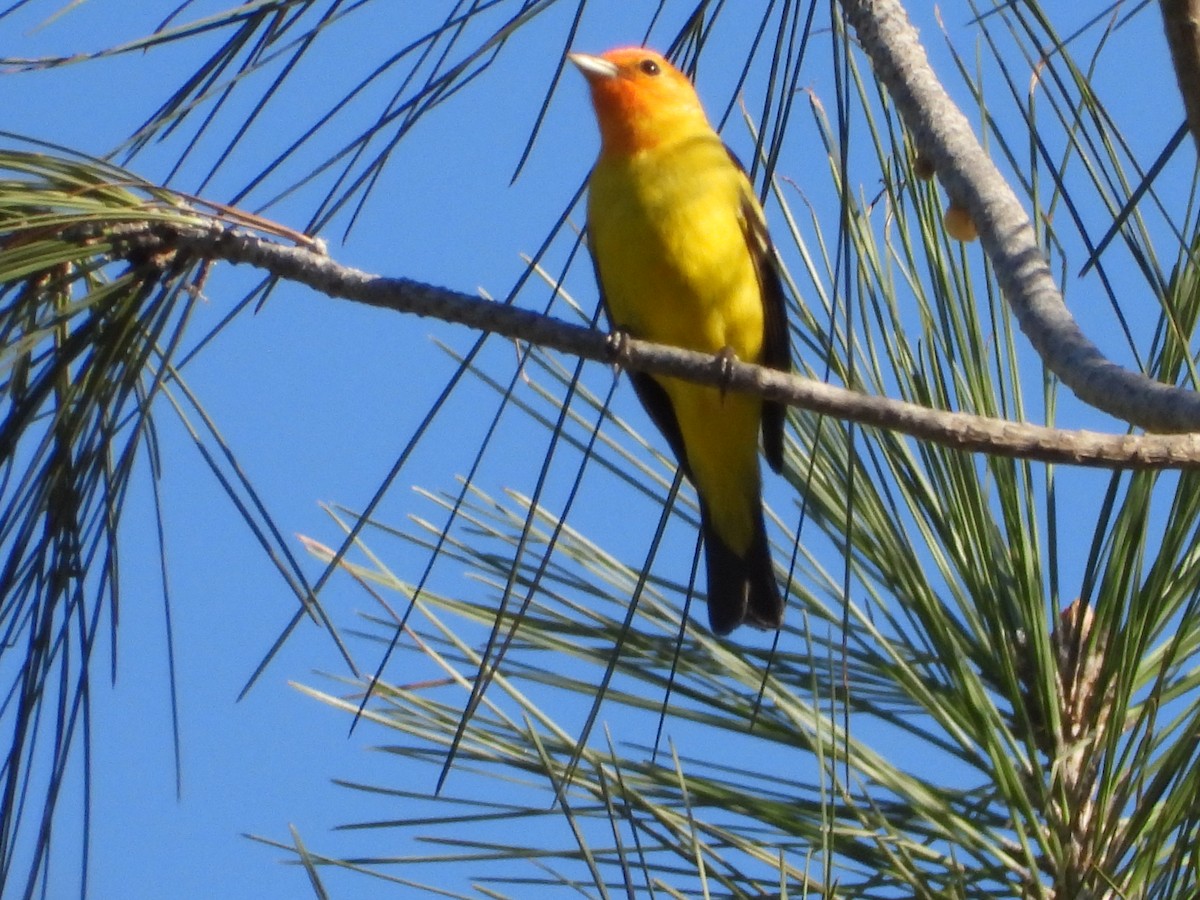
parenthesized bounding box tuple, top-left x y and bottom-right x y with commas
(715, 346, 737, 400)
(606, 328, 634, 376)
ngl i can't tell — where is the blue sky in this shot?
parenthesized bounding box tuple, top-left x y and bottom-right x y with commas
(0, 2, 1188, 897)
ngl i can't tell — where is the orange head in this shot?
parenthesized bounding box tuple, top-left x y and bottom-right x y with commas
(569, 48, 711, 157)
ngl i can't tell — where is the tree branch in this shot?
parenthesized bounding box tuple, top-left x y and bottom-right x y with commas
(1161, 0, 1200, 154)
(103, 220, 1200, 471)
(838, 0, 1200, 433)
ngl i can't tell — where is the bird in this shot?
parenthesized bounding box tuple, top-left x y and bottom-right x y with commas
(570, 47, 792, 635)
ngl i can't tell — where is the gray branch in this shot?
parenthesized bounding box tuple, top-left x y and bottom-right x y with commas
(104, 220, 1200, 470)
(838, 0, 1200, 432)
(1161, 0, 1200, 155)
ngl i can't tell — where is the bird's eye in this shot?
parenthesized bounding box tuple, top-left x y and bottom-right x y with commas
(639, 58, 661, 76)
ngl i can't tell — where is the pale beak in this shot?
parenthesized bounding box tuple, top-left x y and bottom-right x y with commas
(568, 52, 619, 80)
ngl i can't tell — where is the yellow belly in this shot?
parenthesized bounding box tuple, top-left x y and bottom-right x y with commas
(588, 137, 766, 554)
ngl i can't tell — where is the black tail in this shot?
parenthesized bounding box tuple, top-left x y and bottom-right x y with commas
(701, 502, 784, 635)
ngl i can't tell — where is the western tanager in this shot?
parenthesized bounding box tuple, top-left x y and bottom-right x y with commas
(570, 48, 792, 634)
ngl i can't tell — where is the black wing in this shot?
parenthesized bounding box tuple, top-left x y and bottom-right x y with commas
(725, 147, 791, 474)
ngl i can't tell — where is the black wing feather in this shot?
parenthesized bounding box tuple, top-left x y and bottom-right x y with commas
(726, 147, 792, 474)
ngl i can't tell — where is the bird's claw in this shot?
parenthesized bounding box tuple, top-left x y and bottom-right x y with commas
(606, 328, 633, 375)
(715, 346, 737, 400)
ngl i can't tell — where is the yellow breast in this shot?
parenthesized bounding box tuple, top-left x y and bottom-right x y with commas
(587, 134, 765, 364)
